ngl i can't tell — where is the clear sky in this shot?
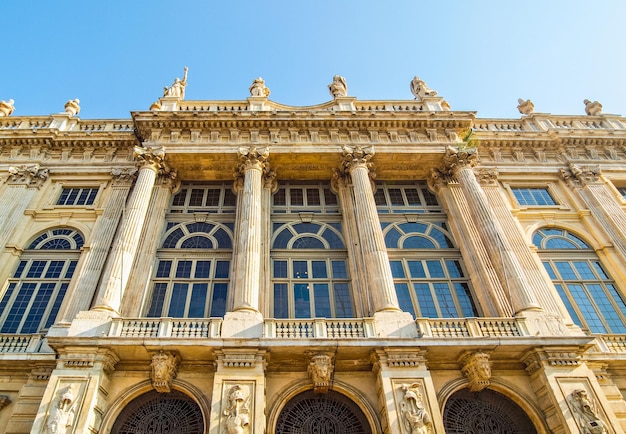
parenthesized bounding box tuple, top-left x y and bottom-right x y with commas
(2, 1, 625, 120)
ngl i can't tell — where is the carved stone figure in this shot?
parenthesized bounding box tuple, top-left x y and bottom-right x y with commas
(517, 98, 534, 115)
(7, 164, 49, 187)
(569, 389, 607, 433)
(400, 383, 432, 434)
(64, 99, 80, 116)
(0, 99, 15, 116)
(223, 385, 250, 434)
(249, 77, 270, 97)
(163, 67, 189, 99)
(46, 386, 76, 434)
(151, 351, 179, 393)
(410, 76, 437, 100)
(0, 395, 11, 411)
(584, 99, 603, 116)
(328, 75, 348, 98)
(308, 353, 334, 394)
(460, 351, 491, 392)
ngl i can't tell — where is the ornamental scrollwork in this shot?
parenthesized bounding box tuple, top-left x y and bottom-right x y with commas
(341, 145, 375, 175)
(400, 383, 432, 434)
(134, 146, 170, 174)
(150, 350, 180, 393)
(460, 351, 491, 392)
(308, 353, 334, 394)
(223, 385, 251, 434)
(568, 388, 608, 433)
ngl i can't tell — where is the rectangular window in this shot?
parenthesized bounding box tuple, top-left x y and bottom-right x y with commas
(374, 181, 441, 213)
(618, 187, 626, 200)
(56, 187, 98, 206)
(512, 188, 557, 206)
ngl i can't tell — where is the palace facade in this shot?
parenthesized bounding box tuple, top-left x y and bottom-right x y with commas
(0, 75, 625, 433)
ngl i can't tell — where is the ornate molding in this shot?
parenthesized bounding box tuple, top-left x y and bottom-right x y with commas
(151, 350, 180, 393)
(441, 146, 478, 176)
(522, 348, 582, 375)
(374, 349, 427, 369)
(475, 167, 499, 186)
(7, 164, 48, 188)
(459, 351, 491, 392)
(307, 352, 334, 394)
(341, 145, 375, 176)
(134, 146, 169, 173)
(110, 167, 138, 186)
(215, 350, 267, 370)
(560, 163, 601, 186)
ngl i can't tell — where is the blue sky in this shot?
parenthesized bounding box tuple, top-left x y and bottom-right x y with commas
(2, 1, 625, 119)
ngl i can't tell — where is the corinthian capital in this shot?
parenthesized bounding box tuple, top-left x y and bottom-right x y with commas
(237, 146, 270, 172)
(134, 146, 167, 172)
(7, 164, 48, 188)
(341, 145, 375, 173)
(441, 146, 478, 176)
(560, 163, 601, 186)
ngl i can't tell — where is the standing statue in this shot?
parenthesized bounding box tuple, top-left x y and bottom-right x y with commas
(569, 389, 607, 434)
(46, 386, 76, 434)
(249, 77, 270, 97)
(410, 76, 437, 100)
(163, 67, 189, 99)
(223, 385, 250, 434)
(401, 383, 432, 434)
(0, 99, 15, 116)
(328, 75, 348, 98)
(584, 99, 603, 116)
(64, 99, 80, 116)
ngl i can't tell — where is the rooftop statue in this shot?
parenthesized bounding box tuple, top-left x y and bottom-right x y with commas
(249, 77, 270, 97)
(64, 99, 80, 116)
(328, 75, 348, 98)
(517, 98, 535, 115)
(584, 99, 602, 116)
(410, 76, 437, 100)
(0, 99, 15, 116)
(163, 67, 189, 99)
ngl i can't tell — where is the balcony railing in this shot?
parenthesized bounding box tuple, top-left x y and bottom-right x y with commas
(0, 334, 45, 353)
(109, 318, 223, 339)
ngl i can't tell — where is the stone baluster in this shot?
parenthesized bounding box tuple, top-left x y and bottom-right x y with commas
(0, 164, 48, 249)
(341, 146, 400, 313)
(91, 147, 168, 315)
(56, 168, 137, 324)
(441, 146, 540, 315)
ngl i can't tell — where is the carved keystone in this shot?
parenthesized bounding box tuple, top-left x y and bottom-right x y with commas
(151, 351, 180, 393)
(459, 351, 491, 392)
(307, 352, 334, 394)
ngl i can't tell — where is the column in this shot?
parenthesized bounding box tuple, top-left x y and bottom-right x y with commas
(0, 164, 48, 249)
(56, 168, 136, 324)
(341, 146, 399, 312)
(122, 173, 178, 317)
(428, 173, 512, 317)
(91, 146, 167, 315)
(442, 146, 540, 315)
(222, 147, 269, 338)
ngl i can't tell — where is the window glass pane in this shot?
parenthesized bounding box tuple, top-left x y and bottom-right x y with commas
(413, 283, 437, 318)
(573, 262, 595, 279)
(388, 189, 404, 206)
(291, 189, 304, 206)
(446, 260, 464, 278)
(293, 261, 308, 279)
(45, 283, 68, 329)
(311, 261, 327, 278)
(156, 261, 172, 278)
(205, 189, 220, 206)
(188, 283, 208, 317)
(65, 261, 78, 278)
(331, 261, 347, 279)
(307, 189, 320, 206)
(167, 283, 189, 317)
(189, 189, 204, 206)
(194, 261, 211, 278)
(1, 283, 36, 333)
(147, 283, 168, 317)
(554, 284, 583, 328)
(454, 283, 476, 317)
(542, 262, 557, 279)
(22, 283, 55, 333)
(273, 284, 289, 318)
(324, 189, 338, 205)
(27, 261, 46, 278)
(273, 188, 286, 206)
(176, 261, 192, 278)
(395, 283, 415, 317)
(45, 261, 64, 278)
(334, 283, 352, 318)
(434, 283, 458, 317)
(215, 261, 230, 278)
(555, 262, 577, 279)
(407, 261, 426, 278)
(274, 261, 288, 278)
(374, 189, 387, 206)
(294, 284, 311, 318)
(314, 284, 331, 317)
(592, 262, 609, 279)
(210, 284, 228, 317)
(390, 261, 405, 278)
(404, 188, 421, 206)
(14, 261, 27, 278)
(426, 260, 445, 278)
(567, 284, 606, 333)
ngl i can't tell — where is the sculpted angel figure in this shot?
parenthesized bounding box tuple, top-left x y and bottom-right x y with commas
(163, 67, 189, 99)
(328, 75, 348, 98)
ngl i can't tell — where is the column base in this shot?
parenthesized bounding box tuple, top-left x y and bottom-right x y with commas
(221, 310, 264, 338)
(66, 310, 114, 337)
(373, 310, 418, 338)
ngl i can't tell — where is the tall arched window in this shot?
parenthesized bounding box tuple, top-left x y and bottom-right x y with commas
(534, 227, 626, 333)
(384, 221, 477, 318)
(0, 228, 84, 333)
(146, 221, 233, 318)
(271, 222, 352, 318)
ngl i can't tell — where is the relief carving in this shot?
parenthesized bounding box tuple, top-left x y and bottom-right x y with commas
(341, 145, 375, 175)
(7, 164, 49, 188)
(460, 351, 491, 392)
(400, 383, 432, 434)
(46, 386, 76, 434)
(111, 167, 138, 185)
(151, 350, 180, 393)
(560, 163, 601, 186)
(308, 353, 334, 394)
(440, 146, 478, 177)
(223, 385, 251, 434)
(568, 389, 608, 433)
(134, 146, 169, 174)
(64, 99, 80, 117)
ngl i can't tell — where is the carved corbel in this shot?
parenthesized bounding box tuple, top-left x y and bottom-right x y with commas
(307, 352, 335, 394)
(151, 351, 180, 393)
(459, 351, 491, 392)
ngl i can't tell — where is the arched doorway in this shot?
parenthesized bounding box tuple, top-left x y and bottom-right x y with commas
(443, 388, 537, 434)
(111, 390, 204, 434)
(275, 390, 372, 434)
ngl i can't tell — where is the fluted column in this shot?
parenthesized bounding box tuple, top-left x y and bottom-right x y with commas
(0, 164, 48, 249)
(341, 146, 399, 312)
(231, 147, 269, 312)
(91, 147, 168, 315)
(57, 168, 137, 323)
(441, 146, 540, 314)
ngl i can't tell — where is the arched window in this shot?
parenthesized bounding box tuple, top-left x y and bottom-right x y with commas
(535, 227, 626, 333)
(0, 228, 84, 333)
(384, 221, 477, 319)
(271, 222, 352, 318)
(146, 221, 233, 318)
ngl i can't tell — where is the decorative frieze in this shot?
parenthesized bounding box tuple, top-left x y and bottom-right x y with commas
(560, 163, 601, 186)
(307, 352, 334, 394)
(522, 348, 582, 375)
(151, 350, 180, 393)
(6, 164, 48, 187)
(459, 351, 492, 392)
(215, 350, 267, 370)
